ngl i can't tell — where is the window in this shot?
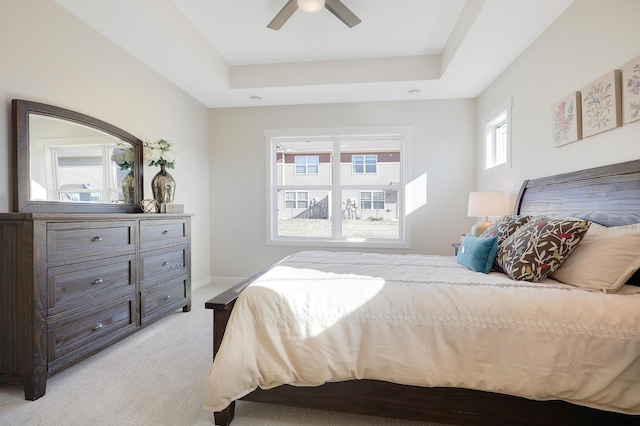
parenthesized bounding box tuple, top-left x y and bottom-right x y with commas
(352, 154, 377, 174)
(50, 145, 125, 203)
(285, 191, 309, 209)
(294, 155, 319, 174)
(360, 191, 385, 210)
(266, 126, 410, 247)
(483, 99, 511, 172)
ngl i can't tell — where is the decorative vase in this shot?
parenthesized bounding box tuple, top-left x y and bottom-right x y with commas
(121, 170, 135, 204)
(151, 163, 175, 204)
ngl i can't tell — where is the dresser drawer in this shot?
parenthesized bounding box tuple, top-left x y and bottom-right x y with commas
(47, 221, 135, 263)
(47, 254, 135, 316)
(48, 298, 135, 363)
(139, 246, 188, 288)
(140, 219, 187, 250)
(141, 277, 187, 324)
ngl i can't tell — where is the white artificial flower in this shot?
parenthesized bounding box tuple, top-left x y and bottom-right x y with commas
(143, 146, 154, 162)
(123, 149, 134, 163)
(150, 148, 163, 162)
(111, 151, 124, 163)
(162, 151, 175, 162)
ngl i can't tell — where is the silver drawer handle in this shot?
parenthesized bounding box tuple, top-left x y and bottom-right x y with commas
(162, 230, 169, 235)
(163, 295, 171, 300)
(162, 261, 169, 266)
(91, 278, 103, 285)
(92, 323, 103, 331)
(92, 236, 103, 242)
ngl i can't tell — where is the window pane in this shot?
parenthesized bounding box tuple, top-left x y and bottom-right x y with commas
(495, 121, 508, 166)
(372, 191, 385, 209)
(277, 189, 331, 238)
(297, 192, 309, 209)
(485, 132, 494, 168)
(342, 190, 398, 239)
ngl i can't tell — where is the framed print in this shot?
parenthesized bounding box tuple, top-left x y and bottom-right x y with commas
(581, 70, 622, 138)
(622, 55, 640, 124)
(552, 92, 581, 147)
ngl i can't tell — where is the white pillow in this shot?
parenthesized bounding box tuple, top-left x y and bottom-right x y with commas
(550, 223, 640, 292)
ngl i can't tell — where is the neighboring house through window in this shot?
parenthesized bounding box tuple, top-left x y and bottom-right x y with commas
(266, 126, 411, 248)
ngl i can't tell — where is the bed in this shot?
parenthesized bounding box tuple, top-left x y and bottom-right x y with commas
(204, 159, 640, 425)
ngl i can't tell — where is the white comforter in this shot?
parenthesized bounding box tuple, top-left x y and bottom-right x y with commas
(204, 251, 640, 414)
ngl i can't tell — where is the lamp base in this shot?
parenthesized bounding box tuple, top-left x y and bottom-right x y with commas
(470, 220, 492, 237)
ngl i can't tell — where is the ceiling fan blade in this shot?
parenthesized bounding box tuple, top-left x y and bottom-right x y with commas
(324, 0, 361, 28)
(267, 0, 298, 30)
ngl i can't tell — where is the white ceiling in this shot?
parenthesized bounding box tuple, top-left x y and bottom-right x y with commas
(54, 0, 574, 108)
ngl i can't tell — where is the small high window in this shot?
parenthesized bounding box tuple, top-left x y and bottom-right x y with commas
(483, 99, 511, 172)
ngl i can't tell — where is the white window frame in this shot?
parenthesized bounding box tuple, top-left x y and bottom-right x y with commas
(482, 98, 511, 174)
(265, 126, 412, 248)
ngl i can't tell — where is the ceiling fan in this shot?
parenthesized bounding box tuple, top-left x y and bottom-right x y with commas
(268, 0, 361, 30)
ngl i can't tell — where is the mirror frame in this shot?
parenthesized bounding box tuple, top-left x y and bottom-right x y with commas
(12, 99, 144, 213)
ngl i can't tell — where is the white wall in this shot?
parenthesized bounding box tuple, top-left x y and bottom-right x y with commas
(0, 0, 212, 288)
(476, 0, 640, 208)
(210, 100, 476, 278)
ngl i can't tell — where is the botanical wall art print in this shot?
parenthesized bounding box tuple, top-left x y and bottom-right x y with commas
(622, 55, 640, 124)
(552, 92, 581, 147)
(580, 70, 622, 138)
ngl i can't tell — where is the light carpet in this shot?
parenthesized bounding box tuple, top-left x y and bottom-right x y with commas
(0, 282, 439, 426)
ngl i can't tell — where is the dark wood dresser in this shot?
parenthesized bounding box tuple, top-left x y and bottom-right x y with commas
(0, 212, 191, 400)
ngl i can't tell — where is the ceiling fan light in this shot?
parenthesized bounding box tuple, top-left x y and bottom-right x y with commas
(297, 0, 325, 13)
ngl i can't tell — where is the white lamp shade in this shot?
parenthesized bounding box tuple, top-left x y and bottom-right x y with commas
(298, 0, 325, 12)
(467, 191, 507, 218)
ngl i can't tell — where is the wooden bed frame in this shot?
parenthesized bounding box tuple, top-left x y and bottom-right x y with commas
(205, 159, 640, 425)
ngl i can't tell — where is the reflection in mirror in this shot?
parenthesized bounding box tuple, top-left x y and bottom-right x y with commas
(29, 114, 135, 204)
(12, 99, 144, 213)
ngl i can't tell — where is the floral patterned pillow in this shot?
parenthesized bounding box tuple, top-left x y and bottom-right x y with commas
(480, 215, 532, 245)
(496, 216, 591, 282)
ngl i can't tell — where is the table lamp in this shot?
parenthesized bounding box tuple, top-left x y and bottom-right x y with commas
(467, 191, 507, 236)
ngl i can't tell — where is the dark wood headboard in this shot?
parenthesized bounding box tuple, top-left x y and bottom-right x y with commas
(515, 159, 640, 227)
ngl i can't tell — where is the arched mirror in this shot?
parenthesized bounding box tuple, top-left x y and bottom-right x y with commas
(12, 99, 143, 213)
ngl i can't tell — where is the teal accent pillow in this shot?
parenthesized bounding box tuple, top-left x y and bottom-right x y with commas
(456, 235, 498, 274)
